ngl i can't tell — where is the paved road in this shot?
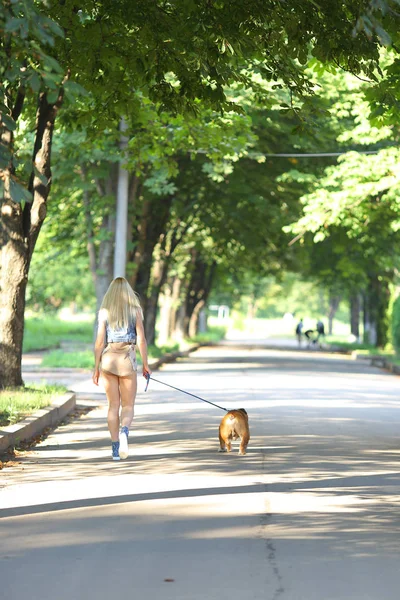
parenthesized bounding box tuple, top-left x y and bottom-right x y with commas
(1, 344, 400, 600)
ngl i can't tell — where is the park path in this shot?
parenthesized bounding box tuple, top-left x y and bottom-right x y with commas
(1, 343, 400, 600)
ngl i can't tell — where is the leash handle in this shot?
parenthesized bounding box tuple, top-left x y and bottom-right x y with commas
(145, 375, 227, 412)
(144, 373, 150, 392)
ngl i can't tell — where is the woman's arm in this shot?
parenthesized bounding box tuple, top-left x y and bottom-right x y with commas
(136, 311, 152, 378)
(93, 313, 106, 385)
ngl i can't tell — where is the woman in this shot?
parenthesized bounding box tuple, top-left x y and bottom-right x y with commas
(93, 277, 152, 461)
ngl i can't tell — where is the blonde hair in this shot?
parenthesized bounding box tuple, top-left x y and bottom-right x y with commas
(100, 277, 143, 329)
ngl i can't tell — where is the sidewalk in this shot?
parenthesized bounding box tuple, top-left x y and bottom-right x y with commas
(0, 347, 265, 513)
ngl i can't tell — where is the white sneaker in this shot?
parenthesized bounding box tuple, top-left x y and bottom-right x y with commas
(119, 427, 129, 459)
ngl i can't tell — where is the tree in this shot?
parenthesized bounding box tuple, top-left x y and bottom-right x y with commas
(287, 147, 400, 346)
(1, 1, 67, 386)
(1, 0, 397, 386)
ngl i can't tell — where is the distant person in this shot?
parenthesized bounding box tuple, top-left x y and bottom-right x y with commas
(316, 319, 325, 346)
(295, 318, 303, 345)
(304, 329, 316, 347)
(93, 277, 152, 461)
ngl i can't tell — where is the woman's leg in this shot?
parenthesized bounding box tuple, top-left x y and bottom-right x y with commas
(119, 374, 137, 429)
(102, 371, 121, 441)
(118, 374, 137, 459)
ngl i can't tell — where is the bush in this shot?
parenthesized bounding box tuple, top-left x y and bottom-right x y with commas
(391, 296, 400, 353)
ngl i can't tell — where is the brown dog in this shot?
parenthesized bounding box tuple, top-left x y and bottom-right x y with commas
(219, 408, 250, 455)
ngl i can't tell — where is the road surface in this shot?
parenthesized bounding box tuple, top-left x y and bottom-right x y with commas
(1, 343, 400, 600)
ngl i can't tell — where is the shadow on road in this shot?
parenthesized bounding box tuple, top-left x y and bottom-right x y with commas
(2, 346, 400, 566)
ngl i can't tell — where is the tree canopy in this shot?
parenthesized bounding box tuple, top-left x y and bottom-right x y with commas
(2, 0, 400, 387)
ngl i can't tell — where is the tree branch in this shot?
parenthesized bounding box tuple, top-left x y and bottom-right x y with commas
(11, 85, 26, 122)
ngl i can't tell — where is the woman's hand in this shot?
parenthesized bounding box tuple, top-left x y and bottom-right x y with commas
(142, 365, 152, 379)
(92, 368, 100, 386)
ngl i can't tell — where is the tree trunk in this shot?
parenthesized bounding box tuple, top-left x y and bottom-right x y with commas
(83, 164, 118, 315)
(363, 275, 391, 347)
(246, 297, 258, 321)
(0, 90, 64, 388)
(158, 287, 173, 346)
(144, 247, 175, 344)
(169, 277, 184, 341)
(377, 280, 391, 348)
(0, 88, 28, 387)
(145, 294, 158, 346)
(145, 282, 162, 346)
(128, 195, 174, 314)
(183, 254, 216, 338)
(350, 294, 361, 341)
(0, 201, 29, 387)
(363, 291, 377, 346)
(94, 219, 115, 310)
(198, 308, 208, 333)
(328, 294, 341, 335)
(174, 303, 187, 342)
(188, 299, 205, 338)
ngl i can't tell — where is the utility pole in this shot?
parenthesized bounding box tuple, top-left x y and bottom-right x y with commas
(113, 118, 129, 278)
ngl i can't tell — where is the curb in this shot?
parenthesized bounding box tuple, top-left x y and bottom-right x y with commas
(0, 392, 76, 453)
(352, 352, 400, 375)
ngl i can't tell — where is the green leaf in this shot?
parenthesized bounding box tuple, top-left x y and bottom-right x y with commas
(42, 72, 61, 89)
(4, 17, 22, 33)
(47, 90, 59, 104)
(41, 53, 64, 74)
(9, 178, 32, 203)
(29, 72, 41, 93)
(313, 230, 326, 243)
(63, 80, 89, 97)
(0, 144, 10, 169)
(45, 18, 64, 39)
(1, 112, 17, 131)
(375, 25, 392, 47)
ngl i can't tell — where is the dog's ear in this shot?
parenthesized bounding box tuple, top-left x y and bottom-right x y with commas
(238, 408, 247, 415)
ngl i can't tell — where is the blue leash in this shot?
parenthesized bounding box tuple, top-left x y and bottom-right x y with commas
(145, 374, 228, 412)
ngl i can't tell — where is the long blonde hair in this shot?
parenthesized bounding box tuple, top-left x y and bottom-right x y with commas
(100, 277, 143, 329)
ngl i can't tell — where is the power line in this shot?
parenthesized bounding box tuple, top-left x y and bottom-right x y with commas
(191, 147, 396, 158)
(258, 150, 391, 158)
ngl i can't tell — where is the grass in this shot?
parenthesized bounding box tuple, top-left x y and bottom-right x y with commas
(349, 346, 400, 363)
(0, 383, 67, 427)
(39, 327, 226, 369)
(41, 350, 95, 368)
(24, 316, 94, 352)
(325, 335, 394, 353)
(40, 343, 180, 369)
(324, 336, 400, 365)
(325, 339, 377, 352)
(147, 343, 180, 358)
(191, 325, 227, 344)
